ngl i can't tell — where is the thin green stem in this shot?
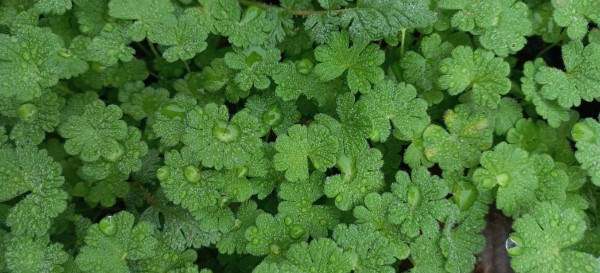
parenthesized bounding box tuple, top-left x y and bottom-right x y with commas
(182, 60, 192, 74)
(238, 0, 345, 16)
(535, 43, 558, 59)
(400, 28, 407, 56)
(148, 71, 160, 79)
(147, 41, 160, 59)
(135, 42, 152, 56)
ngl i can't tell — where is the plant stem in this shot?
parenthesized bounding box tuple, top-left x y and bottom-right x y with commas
(147, 41, 160, 59)
(238, 0, 345, 16)
(535, 43, 558, 59)
(182, 60, 192, 74)
(400, 28, 407, 56)
(134, 180, 160, 208)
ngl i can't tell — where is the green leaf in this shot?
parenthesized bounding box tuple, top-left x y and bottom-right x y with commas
(224, 46, 281, 91)
(285, 238, 354, 273)
(1, 91, 65, 145)
(510, 202, 599, 273)
(200, 58, 248, 103)
(149, 94, 197, 147)
(473, 142, 538, 217)
(341, 0, 436, 42)
(400, 33, 454, 105)
(358, 80, 430, 142)
(272, 61, 346, 106)
(422, 104, 493, 171)
(0, 26, 87, 101)
(76, 211, 159, 273)
(552, 0, 600, 40)
(157, 149, 220, 218)
(274, 123, 339, 182)
(34, 0, 72, 15)
(217, 201, 263, 254)
(279, 171, 340, 237)
(80, 126, 148, 179)
(333, 223, 397, 273)
(0, 146, 67, 237)
(117, 81, 170, 121)
(160, 12, 209, 63)
(439, 46, 511, 108)
(245, 213, 307, 257)
(58, 99, 128, 162)
(108, 0, 175, 42)
(353, 193, 411, 259)
(438, 0, 533, 56)
(245, 93, 300, 136)
(572, 117, 600, 186)
(506, 118, 576, 165)
(4, 235, 68, 273)
(409, 234, 446, 273)
(521, 59, 571, 128)
(75, 23, 135, 65)
(314, 31, 385, 93)
(534, 41, 600, 108)
(324, 144, 384, 211)
(200, 0, 273, 47)
(388, 167, 454, 237)
(183, 103, 263, 170)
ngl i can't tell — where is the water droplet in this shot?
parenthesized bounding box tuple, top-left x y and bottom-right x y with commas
(568, 224, 576, 232)
(284, 216, 293, 226)
(329, 255, 337, 262)
(335, 196, 343, 203)
(505, 235, 524, 256)
(99, 215, 117, 236)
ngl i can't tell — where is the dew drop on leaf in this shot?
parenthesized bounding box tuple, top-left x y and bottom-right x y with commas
(98, 215, 117, 236)
(505, 235, 524, 256)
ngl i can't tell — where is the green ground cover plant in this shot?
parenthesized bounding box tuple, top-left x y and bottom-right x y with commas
(0, 0, 599, 272)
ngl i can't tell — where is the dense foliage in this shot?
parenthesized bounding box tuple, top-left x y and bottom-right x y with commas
(0, 0, 599, 272)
